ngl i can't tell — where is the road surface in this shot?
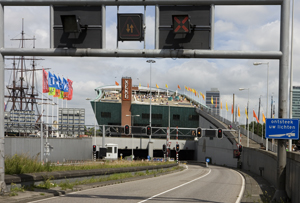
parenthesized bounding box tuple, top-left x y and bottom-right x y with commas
(30, 164, 244, 203)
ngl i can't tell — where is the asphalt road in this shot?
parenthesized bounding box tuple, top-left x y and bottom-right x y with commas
(30, 164, 244, 203)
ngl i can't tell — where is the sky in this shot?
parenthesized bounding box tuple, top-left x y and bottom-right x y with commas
(3, 2, 300, 126)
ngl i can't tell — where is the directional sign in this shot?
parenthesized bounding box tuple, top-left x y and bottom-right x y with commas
(118, 14, 144, 41)
(266, 118, 299, 139)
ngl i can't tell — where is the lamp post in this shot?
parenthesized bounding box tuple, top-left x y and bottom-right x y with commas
(146, 59, 155, 142)
(253, 62, 269, 151)
(239, 88, 249, 147)
(126, 114, 140, 161)
(86, 98, 97, 146)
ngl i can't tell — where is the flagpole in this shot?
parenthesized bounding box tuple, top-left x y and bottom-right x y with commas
(57, 97, 59, 136)
(47, 99, 49, 138)
(40, 83, 44, 162)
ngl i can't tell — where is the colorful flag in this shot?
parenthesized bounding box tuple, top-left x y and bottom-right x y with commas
(185, 86, 187, 90)
(58, 76, 64, 99)
(262, 112, 266, 123)
(139, 83, 141, 87)
(220, 100, 223, 110)
(53, 74, 60, 97)
(115, 81, 119, 86)
(147, 83, 149, 88)
(178, 85, 181, 90)
(48, 72, 56, 96)
(238, 106, 240, 117)
(63, 78, 69, 100)
(195, 91, 197, 96)
(156, 84, 159, 88)
(67, 79, 73, 100)
(231, 104, 233, 114)
(253, 109, 259, 123)
(42, 68, 49, 93)
(165, 84, 168, 88)
(226, 101, 228, 111)
(245, 107, 248, 119)
(211, 96, 213, 104)
(215, 98, 217, 107)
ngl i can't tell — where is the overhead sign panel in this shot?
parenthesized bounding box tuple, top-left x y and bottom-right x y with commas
(266, 118, 299, 139)
(53, 6, 102, 49)
(159, 6, 211, 50)
(118, 14, 144, 41)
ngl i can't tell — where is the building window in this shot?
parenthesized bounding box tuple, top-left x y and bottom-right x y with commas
(189, 115, 199, 121)
(101, 112, 111, 118)
(173, 114, 180, 120)
(142, 113, 149, 119)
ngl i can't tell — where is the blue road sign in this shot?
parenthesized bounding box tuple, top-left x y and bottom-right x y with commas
(266, 118, 299, 139)
(205, 157, 211, 163)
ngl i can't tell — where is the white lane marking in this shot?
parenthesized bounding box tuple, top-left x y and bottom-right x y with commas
(233, 170, 245, 203)
(29, 164, 190, 203)
(138, 168, 211, 203)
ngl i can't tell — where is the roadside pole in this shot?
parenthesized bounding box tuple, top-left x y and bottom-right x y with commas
(176, 127, 179, 163)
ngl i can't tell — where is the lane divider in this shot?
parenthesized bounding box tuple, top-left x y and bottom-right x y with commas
(138, 168, 211, 203)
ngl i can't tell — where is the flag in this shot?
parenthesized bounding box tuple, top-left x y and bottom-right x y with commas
(58, 76, 64, 99)
(115, 81, 119, 86)
(253, 109, 259, 123)
(178, 85, 181, 90)
(226, 101, 228, 111)
(63, 78, 69, 100)
(42, 68, 49, 93)
(238, 106, 240, 117)
(245, 107, 248, 119)
(67, 79, 73, 100)
(221, 100, 222, 110)
(195, 91, 197, 96)
(48, 72, 56, 96)
(156, 84, 159, 88)
(231, 104, 233, 114)
(165, 84, 168, 88)
(262, 112, 266, 123)
(147, 83, 149, 88)
(211, 96, 213, 104)
(185, 86, 187, 90)
(215, 98, 217, 108)
(53, 74, 60, 97)
(139, 83, 141, 87)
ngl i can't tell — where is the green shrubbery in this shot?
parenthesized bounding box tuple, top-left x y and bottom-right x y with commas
(5, 154, 175, 175)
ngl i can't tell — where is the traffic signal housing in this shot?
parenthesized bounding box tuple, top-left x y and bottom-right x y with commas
(162, 144, 166, 153)
(239, 145, 243, 152)
(197, 127, 202, 138)
(176, 144, 180, 152)
(146, 126, 151, 135)
(217, 128, 223, 139)
(125, 125, 130, 135)
(93, 145, 96, 152)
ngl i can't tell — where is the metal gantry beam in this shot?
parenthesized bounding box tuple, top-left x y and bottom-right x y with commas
(0, 48, 282, 59)
(0, 0, 284, 6)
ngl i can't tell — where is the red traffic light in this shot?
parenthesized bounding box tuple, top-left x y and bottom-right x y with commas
(217, 128, 223, 139)
(146, 126, 151, 135)
(125, 125, 130, 135)
(93, 145, 96, 151)
(239, 145, 243, 152)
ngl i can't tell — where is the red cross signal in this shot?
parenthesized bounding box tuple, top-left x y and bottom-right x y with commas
(173, 15, 190, 34)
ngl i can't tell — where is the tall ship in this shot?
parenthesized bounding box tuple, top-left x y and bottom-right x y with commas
(4, 20, 46, 136)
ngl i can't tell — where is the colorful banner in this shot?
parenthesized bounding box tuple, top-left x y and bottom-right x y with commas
(63, 78, 69, 100)
(48, 72, 56, 96)
(115, 81, 119, 86)
(245, 107, 248, 119)
(42, 68, 49, 93)
(67, 79, 73, 100)
(253, 110, 259, 123)
(178, 85, 181, 90)
(238, 106, 240, 117)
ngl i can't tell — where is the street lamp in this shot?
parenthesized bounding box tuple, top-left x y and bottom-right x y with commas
(126, 114, 140, 161)
(239, 88, 250, 147)
(146, 59, 155, 142)
(253, 62, 269, 151)
(86, 98, 97, 146)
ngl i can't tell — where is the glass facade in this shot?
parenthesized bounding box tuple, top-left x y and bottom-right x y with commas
(206, 88, 220, 115)
(292, 86, 300, 119)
